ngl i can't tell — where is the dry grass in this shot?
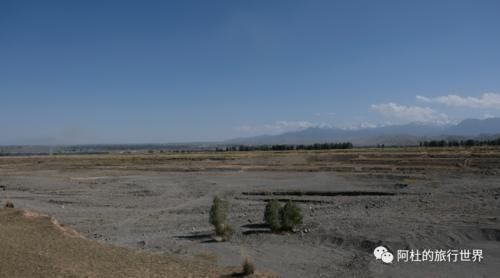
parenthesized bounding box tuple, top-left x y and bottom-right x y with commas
(1, 147, 499, 174)
(0, 208, 250, 277)
(242, 257, 256, 276)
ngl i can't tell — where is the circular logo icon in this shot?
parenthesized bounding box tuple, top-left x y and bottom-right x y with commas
(374, 246, 393, 264)
(373, 246, 388, 260)
(381, 251, 394, 264)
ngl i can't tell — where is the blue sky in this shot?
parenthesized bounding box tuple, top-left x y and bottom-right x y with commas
(1, 0, 500, 144)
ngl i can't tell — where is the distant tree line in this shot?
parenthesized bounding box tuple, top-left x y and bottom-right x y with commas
(419, 138, 500, 147)
(218, 142, 353, 152)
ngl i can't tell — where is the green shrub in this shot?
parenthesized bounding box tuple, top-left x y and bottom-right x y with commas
(209, 196, 230, 237)
(280, 200, 303, 231)
(263, 200, 303, 232)
(264, 200, 282, 232)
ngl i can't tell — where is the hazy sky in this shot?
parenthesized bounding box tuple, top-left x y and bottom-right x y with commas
(1, 0, 500, 144)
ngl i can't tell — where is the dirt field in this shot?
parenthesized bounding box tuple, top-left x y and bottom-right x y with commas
(1, 148, 500, 277)
(0, 208, 259, 278)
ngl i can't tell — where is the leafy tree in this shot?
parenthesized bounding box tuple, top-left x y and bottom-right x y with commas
(264, 200, 282, 232)
(209, 196, 230, 237)
(280, 201, 303, 231)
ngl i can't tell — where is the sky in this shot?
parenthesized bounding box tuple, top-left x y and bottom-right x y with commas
(1, 0, 500, 144)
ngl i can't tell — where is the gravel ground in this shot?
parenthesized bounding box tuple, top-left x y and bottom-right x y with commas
(1, 151, 499, 277)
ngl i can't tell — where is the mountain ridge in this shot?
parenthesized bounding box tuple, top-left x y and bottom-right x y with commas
(227, 118, 500, 146)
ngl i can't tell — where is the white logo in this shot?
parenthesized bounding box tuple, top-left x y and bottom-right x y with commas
(374, 246, 393, 264)
(373, 246, 388, 260)
(381, 251, 394, 264)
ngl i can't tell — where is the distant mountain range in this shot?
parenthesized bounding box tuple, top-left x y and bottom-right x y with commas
(226, 118, 500, 146)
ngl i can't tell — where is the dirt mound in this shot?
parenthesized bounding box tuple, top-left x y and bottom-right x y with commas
(0, 209, 274, 278)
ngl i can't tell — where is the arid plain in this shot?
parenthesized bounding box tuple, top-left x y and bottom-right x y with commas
(1, 148, 500, 277)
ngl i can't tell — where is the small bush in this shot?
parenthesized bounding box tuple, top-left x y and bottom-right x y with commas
(263, 200, 303, 232)
(4, 201, 14, 209)
(242, 256, 255, 275)
(280, 201, 303, 231)
(221, 224, 234, 241)
(209, 196, 230, 237)
(264, 200, 282, 232)
(214, 221, 225, 236)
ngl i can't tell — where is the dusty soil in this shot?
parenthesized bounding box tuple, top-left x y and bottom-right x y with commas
(0, 208, 259, 277)
(1, 148, 499, 277)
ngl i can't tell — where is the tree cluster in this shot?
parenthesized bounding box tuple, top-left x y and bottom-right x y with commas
(419, 138, 500, 147)
(222, 142, 353, 152)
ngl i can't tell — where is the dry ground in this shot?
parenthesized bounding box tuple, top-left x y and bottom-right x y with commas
(0, 208, 274, 277)
(1, 147, 500, 277)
